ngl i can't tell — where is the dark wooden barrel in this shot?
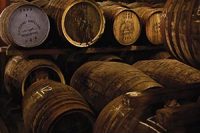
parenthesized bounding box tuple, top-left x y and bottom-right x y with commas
(43, 0, 105, 47)
(133, 59, 200, 90)
(161, 0, 200, 68)
(128, 3, 163, 45)
(70, 61, 163, 113)
(4, 56, 65, 100)
(0, 2, 50, 48)
(23, 80, 95, 133)
(94, 92, 167, 133)
(94, 83, 200, 133)
(99, 2, 141, 46)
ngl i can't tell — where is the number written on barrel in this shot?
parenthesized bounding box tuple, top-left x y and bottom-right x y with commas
(31, 85, 53, 102)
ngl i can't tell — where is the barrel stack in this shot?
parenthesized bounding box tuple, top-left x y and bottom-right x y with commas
(0, 0, 199, 133)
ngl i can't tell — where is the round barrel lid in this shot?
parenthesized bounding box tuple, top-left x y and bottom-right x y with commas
(8, 4, 50, 48)
(62, 1, 105, 47)
(113, 10, 141, 45)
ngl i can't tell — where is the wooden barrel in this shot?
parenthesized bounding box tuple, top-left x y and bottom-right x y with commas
(128, 4, 163, 45)
(23, 80, 95, 133)
(99, 2, 141, 46)
(133, 59, 200, 89)
(4, 56, 65, 100)
(94, 93, 167, 133)
(161, 0, 200, 68)
(44, 0, 105, 47)
(0, 2, 50, 48)
(94, 84, 200, 133)
(70, 61, 163, 113)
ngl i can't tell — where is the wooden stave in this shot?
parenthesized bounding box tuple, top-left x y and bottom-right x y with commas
(162, 0, 180, 60)
(163, 0, 200, 68)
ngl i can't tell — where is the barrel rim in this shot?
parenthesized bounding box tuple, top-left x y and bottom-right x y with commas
(21, 65, 65, 96)
(61, 0, 105, 47)
(7, 3, 50, 48)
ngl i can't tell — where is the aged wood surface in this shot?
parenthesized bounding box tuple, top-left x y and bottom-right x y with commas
(23, 80, 94, 133)
(44, 0, 105, 47)
(4, 56, 65, 100)
(70, 61, 163, 113)
(133, 59, 200, 90)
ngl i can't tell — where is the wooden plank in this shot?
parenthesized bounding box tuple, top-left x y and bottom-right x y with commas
(0, 45, 164, 56)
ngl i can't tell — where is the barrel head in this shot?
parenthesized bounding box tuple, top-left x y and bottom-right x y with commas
(8, 4, 50, 48)
(113, 10, 141, 45)
(62, 1, 105, 47)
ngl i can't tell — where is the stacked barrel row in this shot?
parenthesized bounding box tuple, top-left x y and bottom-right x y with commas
(0, 0, 165, 49)
(0, 0, 199, 133)
(1, 55, 95, 133)
(1, 53, 200, 133)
